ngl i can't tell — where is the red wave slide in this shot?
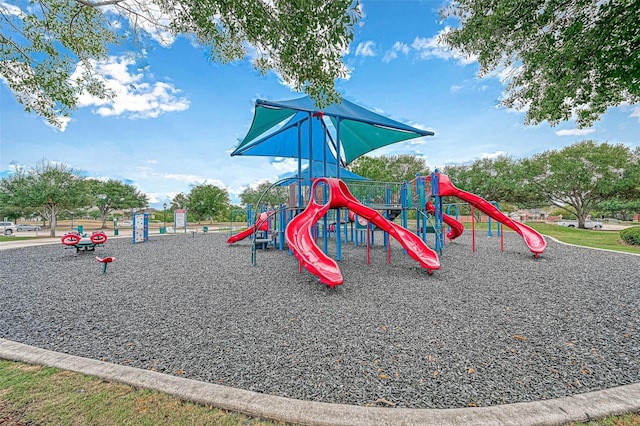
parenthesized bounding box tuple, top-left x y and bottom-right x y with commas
(431, 173, 547, 256)
(286, 178, 440, 288)
(227, 211, 270, 244)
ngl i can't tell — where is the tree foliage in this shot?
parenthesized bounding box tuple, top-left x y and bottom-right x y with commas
(440, 0, 640, 127)
(171, 193, 189, 210)
(442, 155, 542, 206)
(187, 184, 230, 223)
(86, 178, 148, 228)
(348, 154, 430, 182)
(0, 161, 91, 236)
(595, 199, 640, 222)
(1, 0, 360, 127)
(521, 140, 637, 228)
(239, 181, 288, 208)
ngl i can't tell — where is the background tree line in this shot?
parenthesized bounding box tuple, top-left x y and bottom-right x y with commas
(441, 141, 640, 228)
(0, 161, 149, 237)
(3, 141, 639, 234)
(0, 161, 235, 235)
(346, 141, 640, 228)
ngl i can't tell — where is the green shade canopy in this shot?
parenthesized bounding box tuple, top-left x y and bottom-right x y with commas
(231, 96, 434, 166)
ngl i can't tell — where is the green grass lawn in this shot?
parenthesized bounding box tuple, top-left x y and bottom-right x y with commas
(0, 360, 282, 425)
(525, 222, 640, 255)
(0, 235, 39, 242)
(1, 223, 639, 425)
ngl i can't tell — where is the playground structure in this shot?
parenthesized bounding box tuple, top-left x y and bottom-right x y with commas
(61, 230, 108, 254)
(228, 171, 547, 286)
(227, 95, 546, 287)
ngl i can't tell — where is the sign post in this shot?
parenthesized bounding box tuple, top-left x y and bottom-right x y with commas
(174, 209, 187, 233)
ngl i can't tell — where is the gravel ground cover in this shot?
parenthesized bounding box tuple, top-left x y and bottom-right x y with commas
(0, 231, 638, 409)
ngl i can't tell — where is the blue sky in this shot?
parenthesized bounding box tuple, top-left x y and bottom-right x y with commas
(2, 0, 639, 208)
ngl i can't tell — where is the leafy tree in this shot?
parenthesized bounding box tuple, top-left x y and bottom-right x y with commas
(595, 199, 640, 222)
(442, 155, 540, 206)
(239, 181, 288, 208)
(188, 184, 230, 223)
(440, 0, 639, 127)
(521, 141, 637, 228)
(347, 156, 388, 181)
(349, 154, 430, 182)
(88, 210, 102, 220)
(1, 0, 360, 127)
(0, 161, 91, 236)
(171, 193, 189, 210)
(86, 178, 148, 228)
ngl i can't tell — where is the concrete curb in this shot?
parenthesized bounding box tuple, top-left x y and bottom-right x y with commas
(1, 339, 638, 425)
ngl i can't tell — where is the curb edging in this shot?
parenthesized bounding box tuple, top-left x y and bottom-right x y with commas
(1, 339, 639, 426)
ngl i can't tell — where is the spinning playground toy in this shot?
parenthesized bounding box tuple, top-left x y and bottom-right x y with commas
(61, 230, 108, 254)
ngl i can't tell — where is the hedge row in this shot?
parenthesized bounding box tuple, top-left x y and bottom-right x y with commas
(620, 226, 640, 246)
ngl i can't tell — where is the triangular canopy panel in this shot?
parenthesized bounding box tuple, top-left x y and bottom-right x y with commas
(231, 96, 433, 166)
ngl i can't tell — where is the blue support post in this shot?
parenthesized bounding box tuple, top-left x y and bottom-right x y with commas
(446, 204, 460, 237)
(490, 201, 502, 236)
(431, 170, 445, 253)
(247, 204, 253, 229)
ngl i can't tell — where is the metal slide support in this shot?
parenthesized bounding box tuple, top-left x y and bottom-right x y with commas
(297, 122, 303, 213)
(279, 204, 286, 251)
(384, 184, 391, 249)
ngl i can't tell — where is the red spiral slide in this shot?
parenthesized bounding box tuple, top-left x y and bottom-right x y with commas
(286, 178, 440, 288)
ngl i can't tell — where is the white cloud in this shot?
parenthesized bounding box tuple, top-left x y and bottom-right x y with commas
(355, 40, 377, 57)
(481, 151, 507, 159)
(555, 128, 595, 136)
(0, 1, 22, 15)
(73, 56, 190, 120)
(270, 158, 299, 173)
(156, 172, 208, 183)
(631, 106, 640, 121)
(382, 41, 409, 63)
(411, 28, 476, 65)
(450, 84, 463, 92)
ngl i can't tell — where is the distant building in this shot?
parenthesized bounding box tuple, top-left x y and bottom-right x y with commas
(509, 209, 549, 222)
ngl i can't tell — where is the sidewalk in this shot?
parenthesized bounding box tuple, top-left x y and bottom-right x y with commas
(0, 229, 134, 251)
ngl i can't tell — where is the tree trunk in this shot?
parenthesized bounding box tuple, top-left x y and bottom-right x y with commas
(101, 211, 108, 229)
(49, 207, 57, 237)
(575, 206, 588, 229)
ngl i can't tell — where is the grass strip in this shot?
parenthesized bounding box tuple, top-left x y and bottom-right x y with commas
(0, 360, 283, 425)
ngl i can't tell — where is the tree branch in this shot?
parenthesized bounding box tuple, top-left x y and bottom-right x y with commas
(76, 0, 125, 7)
